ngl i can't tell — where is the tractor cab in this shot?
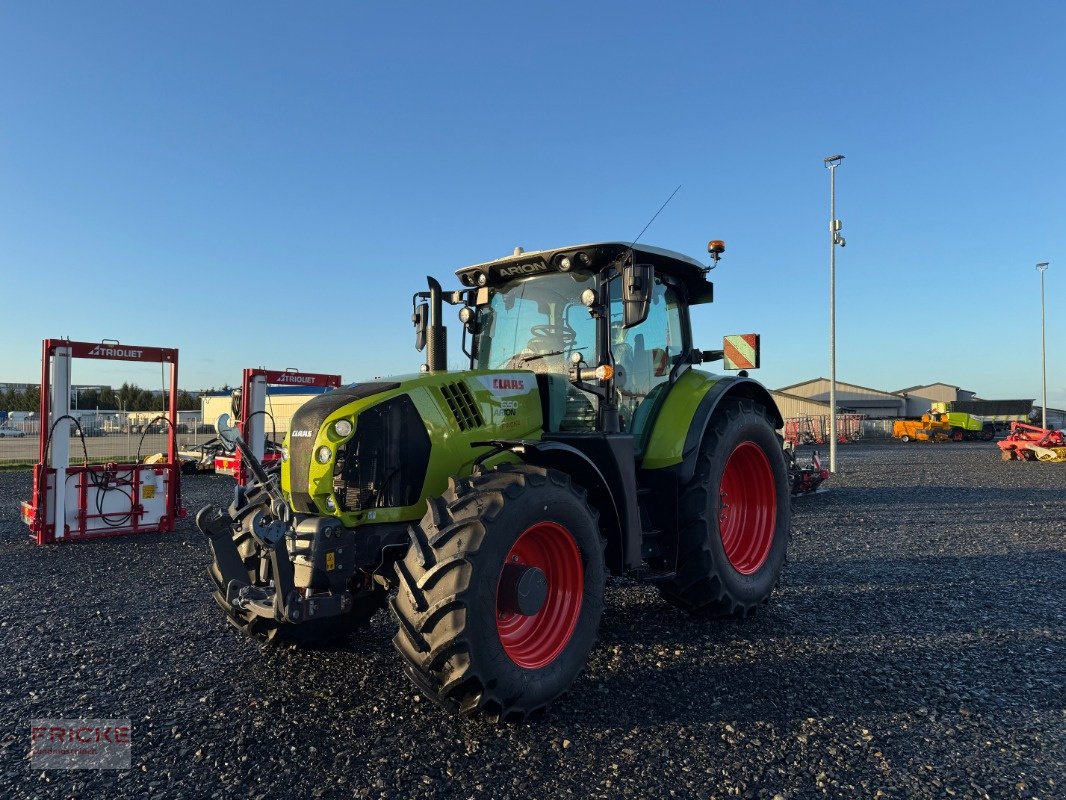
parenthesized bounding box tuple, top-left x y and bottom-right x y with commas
(450, 242, 716, 443)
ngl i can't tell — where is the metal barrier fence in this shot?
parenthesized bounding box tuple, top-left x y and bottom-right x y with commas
(0, 410, 220, 467)
(3, 386, 336, 468)
(4, 409, 906, 467)
(861, 419, 896, 439)
(783, 414, 894, 446)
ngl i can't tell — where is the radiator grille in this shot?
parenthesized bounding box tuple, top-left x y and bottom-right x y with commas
(287, 382, 399, 512)
(440, 382, 484, 431)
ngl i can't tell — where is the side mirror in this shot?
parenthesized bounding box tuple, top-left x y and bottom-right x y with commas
(622, 263, 653, 328)
(413, 301, 428, 352)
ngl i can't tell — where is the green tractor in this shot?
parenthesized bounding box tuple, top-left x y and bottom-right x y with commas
(198, 241, 791, 721)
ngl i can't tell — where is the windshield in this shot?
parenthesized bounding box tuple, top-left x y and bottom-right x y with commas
(474, 272, 598, 373)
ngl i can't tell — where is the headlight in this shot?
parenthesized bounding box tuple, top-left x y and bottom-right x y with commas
(333, 419, 353, 437)
(316, 445, 333, 464)
(325, 496, 336, 511)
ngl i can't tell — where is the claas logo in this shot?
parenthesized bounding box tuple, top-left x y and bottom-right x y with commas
(492, 378, 525, 390)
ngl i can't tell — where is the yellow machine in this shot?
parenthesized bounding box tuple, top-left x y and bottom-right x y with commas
(893, 413, 951, 443)
(894, 410, 996, 443)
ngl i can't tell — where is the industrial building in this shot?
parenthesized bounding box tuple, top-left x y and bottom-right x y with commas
(775, 378, 1035, 424)
(768, 390, 831, 421)
(200, 385, 334, 436)
(775, 378, 906, 418)
(895, 383, 977, 417)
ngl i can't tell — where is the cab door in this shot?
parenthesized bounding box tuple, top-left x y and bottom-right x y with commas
(608, 274, 687, 453)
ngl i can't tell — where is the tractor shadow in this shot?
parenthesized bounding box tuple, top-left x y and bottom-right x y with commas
(792, 485, 1066, 510)
(580, 549, 1065, 727)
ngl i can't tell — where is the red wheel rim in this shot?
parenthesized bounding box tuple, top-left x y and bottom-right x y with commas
(718, 441, 777, 575)
(496, 521, 584, 669)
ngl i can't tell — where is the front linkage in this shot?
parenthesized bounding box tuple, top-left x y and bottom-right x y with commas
(200, 502, 356, 628)
(197, 419, 381, 641)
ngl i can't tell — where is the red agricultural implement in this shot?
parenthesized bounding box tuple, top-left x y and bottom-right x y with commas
(783, 444, 829, 495)
(997, 422, 1066, 462)
(21, 338, 184, 545)
(783, 414, 863, 447)
(214, 367, 341, 484)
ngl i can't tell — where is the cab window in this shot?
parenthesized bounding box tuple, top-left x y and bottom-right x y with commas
(610, 277, 685, 437)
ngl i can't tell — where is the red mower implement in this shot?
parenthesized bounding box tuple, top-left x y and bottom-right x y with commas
(997, 422, 1066, 462)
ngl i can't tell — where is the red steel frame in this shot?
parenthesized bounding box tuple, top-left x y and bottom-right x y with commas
(23, 339, 182, 545)
(996, 422, 1066, 457)
(231, 368, 342, 486)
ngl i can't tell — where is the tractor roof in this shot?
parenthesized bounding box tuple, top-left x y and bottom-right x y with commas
(454, 242, 714, 304)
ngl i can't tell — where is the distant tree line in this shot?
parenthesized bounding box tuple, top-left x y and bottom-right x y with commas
(1, 383, 200, 413)
(1, 386, 40, 413)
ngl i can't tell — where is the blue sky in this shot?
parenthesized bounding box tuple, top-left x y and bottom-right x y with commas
(1, 1, 1063, 404)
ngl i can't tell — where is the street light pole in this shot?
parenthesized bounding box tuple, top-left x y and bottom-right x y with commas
(824, 154, 845, 473)
(1037, 262, 1049, 429)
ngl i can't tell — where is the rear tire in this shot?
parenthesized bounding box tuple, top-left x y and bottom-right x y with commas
(390, 464, 605, 721)
(659, 400, 791, 618)
(900, 434, 910, 443)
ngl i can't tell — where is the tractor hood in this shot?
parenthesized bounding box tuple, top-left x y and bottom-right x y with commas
(281, 371, 545, 527)
(286, 382, 401, 511)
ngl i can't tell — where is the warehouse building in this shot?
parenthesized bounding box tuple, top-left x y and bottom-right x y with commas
(775, 378, 906, 418)
(895, 383, 977, 417)
(200, 386, 333, 436)
(769, 390, 831, 420)
(1042, 407, 1066, 428)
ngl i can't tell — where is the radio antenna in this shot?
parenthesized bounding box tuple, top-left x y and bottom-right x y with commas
(628, 184, 681, 251)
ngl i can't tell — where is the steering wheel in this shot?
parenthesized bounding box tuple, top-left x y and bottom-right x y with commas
(529, 323, 576, 347)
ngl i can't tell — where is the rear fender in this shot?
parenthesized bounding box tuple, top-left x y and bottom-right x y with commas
(642, 370, 783, 485)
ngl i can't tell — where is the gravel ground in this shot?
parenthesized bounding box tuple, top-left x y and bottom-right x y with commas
(0, 441, 1062, 799)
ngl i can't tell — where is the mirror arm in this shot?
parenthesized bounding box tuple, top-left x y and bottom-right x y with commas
(460, 322, 472, 360)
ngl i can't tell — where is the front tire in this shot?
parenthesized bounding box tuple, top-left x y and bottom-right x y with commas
(659, 400, 791, 618)
(390, 464, 605, 721)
